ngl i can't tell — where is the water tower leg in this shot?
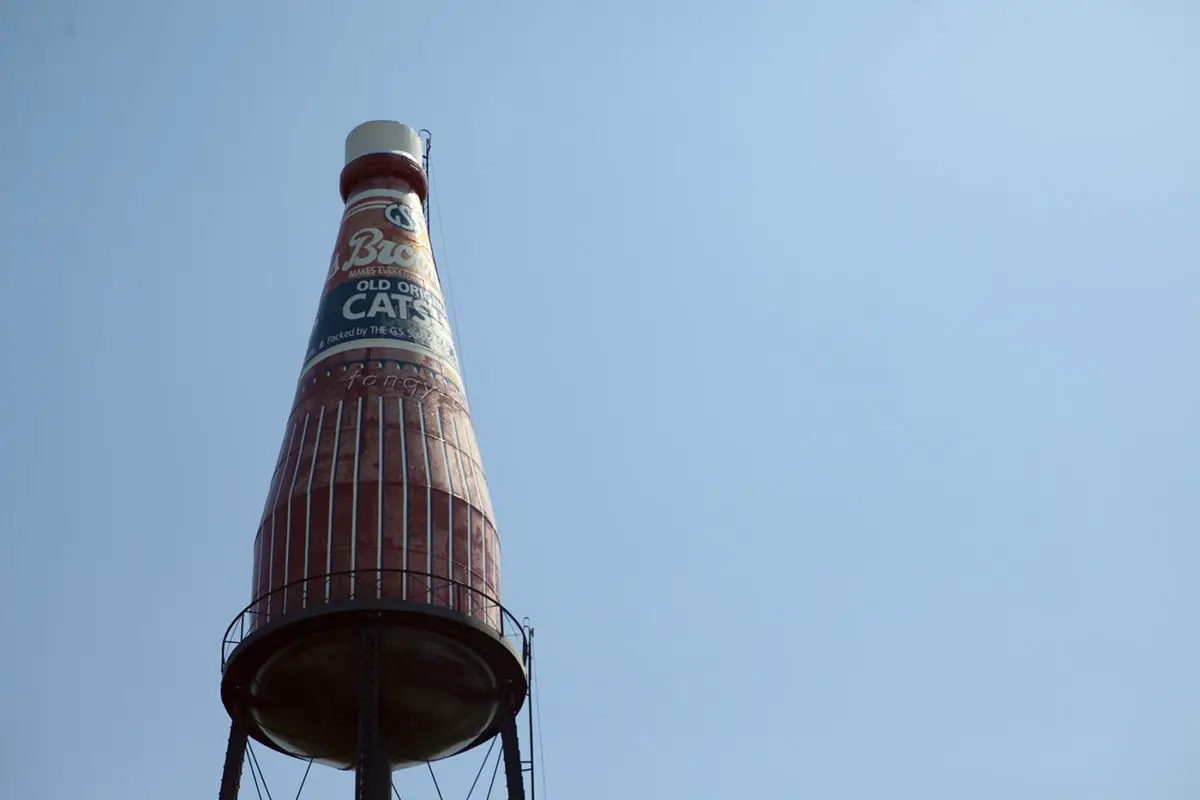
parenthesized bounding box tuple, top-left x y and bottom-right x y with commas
(499, 710, 525, 800)
(356, 626, 391, 800)
(217, 719, 248, 800)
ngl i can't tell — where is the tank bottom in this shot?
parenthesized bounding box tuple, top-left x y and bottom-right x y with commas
(220, 601, 527, 770)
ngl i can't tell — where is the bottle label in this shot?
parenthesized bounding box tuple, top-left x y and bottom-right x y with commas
(300, 188, 460, 382)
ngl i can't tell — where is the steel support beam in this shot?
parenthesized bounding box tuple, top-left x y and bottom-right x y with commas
(356, 626, 390, 800)
(499, 709, 525, 800)
(218, 719, 249, 800)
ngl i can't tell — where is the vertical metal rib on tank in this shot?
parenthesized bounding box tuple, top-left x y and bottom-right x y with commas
(220, 121, 526, 771)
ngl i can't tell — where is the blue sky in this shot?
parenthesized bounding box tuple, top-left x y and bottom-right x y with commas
(2, 1, 1199, 798)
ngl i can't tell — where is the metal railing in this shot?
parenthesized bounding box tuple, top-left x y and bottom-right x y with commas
(221, 568, 525, 669)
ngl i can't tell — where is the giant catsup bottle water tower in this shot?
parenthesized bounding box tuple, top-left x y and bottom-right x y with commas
(217, 122, 533, 800)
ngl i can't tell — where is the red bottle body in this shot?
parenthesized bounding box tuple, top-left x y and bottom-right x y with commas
(250, 160, 500, 631)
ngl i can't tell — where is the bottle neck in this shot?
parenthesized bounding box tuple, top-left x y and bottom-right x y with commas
(339, 152, 428, 204)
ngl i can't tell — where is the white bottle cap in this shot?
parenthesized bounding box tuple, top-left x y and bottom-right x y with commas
(345, 121, 423, 168)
